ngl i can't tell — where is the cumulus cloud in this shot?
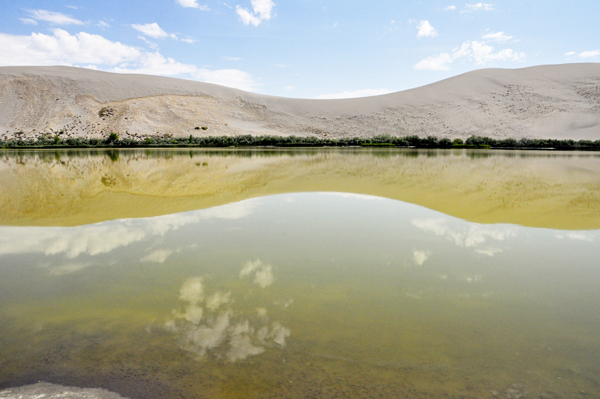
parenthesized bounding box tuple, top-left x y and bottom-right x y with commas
(315, 88, 392, 99)
(415, 40, 525, 70)
(462, 3, 494, 12)
(564, 51, 575, 56)
(482, 31, 512, 42)
(0, 29, 140, 66)
(26, 9, 84, 25)
(445, 5, 457, 10)
(416, 20, 438, 38)
(236, 0, 275, 26)
(177, 0, 209, 9)
(0, 29, 260, 91)
(578, 50, 600, 59)
(131, 23, 176, 39)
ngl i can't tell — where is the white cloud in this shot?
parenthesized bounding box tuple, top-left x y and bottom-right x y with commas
(462, 3, 494, 12)
(132, 23, 176, 39)
(20, 18, 38, 25)
(315, 88, 392, 99)
(275, 63, 288, 68)
(181, 38, 195, 44)
(445, 5, 457, 10)
(26, 9, 83, 25)
(564, 51, 575, 56)
(177, 0, 209, 9)
(0, 29, 260, 91)
(193, 68, 259, 91)
(578, 50, 600, 59)
(222, 56, 242, 61)
(97, 21, 110, 28)
(236, 0, 275, 27)
(415, 53, 454, 71)
(138, 35, 159, 49)
(415, 40, 525, 70)
(0, 29, 141, 66)
(482, 31, 512, 42)
(416, 20, 438, 38)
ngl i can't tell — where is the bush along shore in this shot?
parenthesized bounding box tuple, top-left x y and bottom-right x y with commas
(1, 134, 600, 150)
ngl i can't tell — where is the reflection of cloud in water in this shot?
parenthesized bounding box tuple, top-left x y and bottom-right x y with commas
(206, 291, 232, 311)
(412, 218, 516, 249)
(457, 275, 483, 283)
(475, 248, 503, 257)
(240, 259, 274, 288)
(412, 250, 431, 266)
(166, 273, 290, 362)
(42, 262, 93, 276)
(0, 200, 259, 259)
(141, 249, 173, 263)
(555, 232, 595, 242)
(322, 192, 385, 201)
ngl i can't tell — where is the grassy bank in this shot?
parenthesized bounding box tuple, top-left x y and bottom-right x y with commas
(1, 134, 600, 150)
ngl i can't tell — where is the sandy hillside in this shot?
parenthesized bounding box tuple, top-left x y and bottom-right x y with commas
(1, 63, 599, 140)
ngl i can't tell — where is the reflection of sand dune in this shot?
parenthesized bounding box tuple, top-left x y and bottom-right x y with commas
(1, 150, 600, 229)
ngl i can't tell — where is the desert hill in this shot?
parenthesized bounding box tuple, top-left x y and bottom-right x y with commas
(1, 63, 599, 140)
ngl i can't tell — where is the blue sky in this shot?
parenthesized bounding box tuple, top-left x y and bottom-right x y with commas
(1, 0, 598, 98)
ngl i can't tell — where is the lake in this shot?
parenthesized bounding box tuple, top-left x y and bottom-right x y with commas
(1, 148, 599, 399)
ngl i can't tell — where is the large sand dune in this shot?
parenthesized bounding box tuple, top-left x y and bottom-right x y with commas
(1, 64, 600, 140)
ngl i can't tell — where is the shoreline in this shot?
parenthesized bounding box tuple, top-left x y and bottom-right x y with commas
(2, 134, 600, 151)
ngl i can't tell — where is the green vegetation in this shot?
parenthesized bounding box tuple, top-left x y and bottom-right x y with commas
(1, 134, 599, 150)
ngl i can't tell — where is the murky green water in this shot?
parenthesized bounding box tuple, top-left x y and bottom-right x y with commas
(1, 149, 599, 398)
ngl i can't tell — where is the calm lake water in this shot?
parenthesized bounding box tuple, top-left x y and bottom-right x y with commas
(1, 149, 600, 398)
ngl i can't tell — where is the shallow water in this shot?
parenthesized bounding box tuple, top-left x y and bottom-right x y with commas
(0, 149, 599, 398)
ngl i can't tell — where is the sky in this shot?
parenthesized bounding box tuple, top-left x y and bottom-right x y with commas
(0, 0, 598, 98)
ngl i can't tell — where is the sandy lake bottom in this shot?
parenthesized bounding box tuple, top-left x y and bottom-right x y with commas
(0, 148, 599, 398)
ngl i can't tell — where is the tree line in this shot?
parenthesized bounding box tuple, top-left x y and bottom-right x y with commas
(1, 134, 599, 150)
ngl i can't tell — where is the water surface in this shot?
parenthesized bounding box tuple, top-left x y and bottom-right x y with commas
(0, 149, 599, 398)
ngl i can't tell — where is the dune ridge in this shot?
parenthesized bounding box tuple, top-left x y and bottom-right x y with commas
(1, 63, 600, 140)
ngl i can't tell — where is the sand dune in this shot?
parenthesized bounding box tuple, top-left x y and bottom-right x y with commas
(1, 64, 600, 140)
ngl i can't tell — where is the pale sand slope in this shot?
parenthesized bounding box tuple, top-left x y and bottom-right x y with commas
(0, 63, 599, 140)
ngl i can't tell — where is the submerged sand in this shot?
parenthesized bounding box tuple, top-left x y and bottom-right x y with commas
(0, 383, 127, 399)
(1, 63, 599, 140)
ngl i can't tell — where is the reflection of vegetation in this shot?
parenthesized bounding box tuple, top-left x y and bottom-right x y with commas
(1, 134, 599, 150)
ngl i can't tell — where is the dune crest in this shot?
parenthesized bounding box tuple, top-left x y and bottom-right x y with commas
(1, 64, 600, 140)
